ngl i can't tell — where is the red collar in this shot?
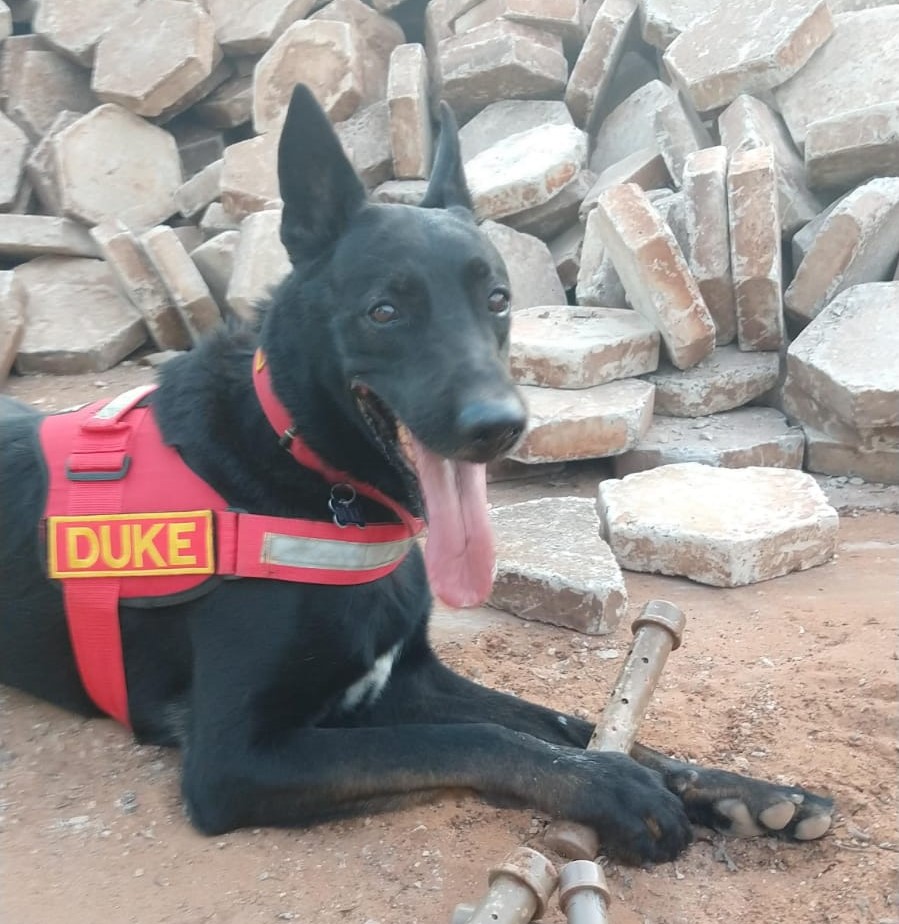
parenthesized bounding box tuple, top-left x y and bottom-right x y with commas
(252, 349, 422, 535)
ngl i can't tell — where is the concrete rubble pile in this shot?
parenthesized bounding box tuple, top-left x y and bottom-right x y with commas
(0, 0, 896, 612)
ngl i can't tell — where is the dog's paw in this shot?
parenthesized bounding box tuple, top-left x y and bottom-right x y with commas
(668, 765, 834, 842)
(556, 751, 694, 865)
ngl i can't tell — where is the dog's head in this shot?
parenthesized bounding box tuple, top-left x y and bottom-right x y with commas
(265, 85, 528, 608)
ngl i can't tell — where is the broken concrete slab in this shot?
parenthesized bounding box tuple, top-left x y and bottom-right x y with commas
(53, 105, 182, 229)
(387, 43, 432, 181)
(804, 425, 899, 486)
(480, 221, 566, 310)
(786, 282, 899, 431)
(593, 183, 716, 369)
(510, 379, 655, 462)
(175, 159, 223, 221)
(92, 0, 222, 119)
(0, 111, 29, 212)
(193, 73, 253, 129)
(205, 0, 316, 54)
(664, 0, 834, 113)
(488, 497, 627, 635)
(190, 230, 239, 315)
(459, 98, 573, 163)
(254, 20, 364, 133)
(644, 345, 781, 417)
(718, 94, 824, 236)
(774, 7, 899, 149)
(227, 209, 291, 321)
(0, 215, 98, 259)
(220, 132, 279, 222)
(335, 101, 393, 189)
(784, 178, 899, 322)
(90, 220, 190, 353)
(437, 19, 568, 122)
(598, 462, 839, 586)
(506, 169, 594, 242)
(681, 146, 736, 345)
(0, 270, 25, 383)
(565, 0, 636, 131)
(805, 102, 899, 192)
(727, 145, 784, 351)
(510, 305, 660, 388)
(14, 256, 147, 374)
(614, 407, 805, 476)
(576, 209, 628, 308)
(465, 122, 586, 221)
(141, 225, 222, 342)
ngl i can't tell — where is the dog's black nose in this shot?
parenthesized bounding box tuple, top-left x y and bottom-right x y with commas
(456, 397, 526, 462)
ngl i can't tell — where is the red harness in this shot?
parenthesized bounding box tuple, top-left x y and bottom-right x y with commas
(40, 350, 423, 726)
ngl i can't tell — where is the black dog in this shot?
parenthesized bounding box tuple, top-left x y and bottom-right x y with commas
(0, 85, 832, 865)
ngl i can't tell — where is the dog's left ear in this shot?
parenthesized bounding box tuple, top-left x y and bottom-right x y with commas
(278, 84, 367, 262)
(419, 102, 474, 213)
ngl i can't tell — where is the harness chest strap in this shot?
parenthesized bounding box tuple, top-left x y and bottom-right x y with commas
(42, 383, 423, 726)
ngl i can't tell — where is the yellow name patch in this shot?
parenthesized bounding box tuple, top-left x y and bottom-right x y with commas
(47, 511, 215, 579)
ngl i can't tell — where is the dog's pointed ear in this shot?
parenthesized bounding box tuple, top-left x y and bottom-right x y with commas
(419, 102, 474, 212)
(278, 84, 367, 262)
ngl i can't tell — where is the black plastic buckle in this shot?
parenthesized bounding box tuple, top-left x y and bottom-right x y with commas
(65, 455, 131, 482)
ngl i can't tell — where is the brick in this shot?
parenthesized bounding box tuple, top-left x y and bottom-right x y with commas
(371, 180, 429, 205)
(580, 148, 670, 218)
(789, 197, 842, 272)
(803, 426, 899, 485)
(565, 0, 636, 130)
(387, 44, 432, 181)
(175, 159, 223, 220)
(227, 210, 291, 321)
(14, 256, 147, 374)
(459, 99, 572, 163)
(576, 208, 627, 308)
(786, 282, 899, 431)
(805, 103, 899, 192)
(6, 49, 97, 140)
(453, 0, 582, 44)
(510, 305, 660, 388)
(92, 0, 222, 119)
(727, 145, 784, 351)
(479, 221, 566, 310)
(32, 0, 140, 67)
(648, 189, 689, 255)
(190, 231, 240, 315)
(547, 223, 583, 290)
(193, 74, 253, 129)
(465, 123, 586, 221)
(489, 497, 627, 635)
(141, 226, 222, 342)
(23, 110, 79, 216)
(638, 0, 715, 49)
(205, 0, 316, 54)
(335, 101, 393, 189)
(510, 379, 655, 462)
(54, 105, 182, 229)
(0, 215, 98, 259)
(614, 407, 804, 476)
(664, 0, 834, 113)
(644, 344, 780, 417)
(220, 132, 279, 222)
(0, 270, 25, 383)
(594, 183, 715, 369)
(681, 146, 736, 345)
(775, 8, 899, 149)
(254, 20, 364, 133)
(784, 178, 899, 322)
(718, 94, 824, 236)
(437, 20, 567, 122)
(505, 169, 594, 241)
(90, 221, 191, 352)
(598, 463, 839, 586)
(0, 111, 29, 211)
(589, 80, 676, 174)
(652, 91, 712, 188)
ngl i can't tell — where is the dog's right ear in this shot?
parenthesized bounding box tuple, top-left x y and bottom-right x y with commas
(278, 85, 367, 262)
(419, 102, 474, 213)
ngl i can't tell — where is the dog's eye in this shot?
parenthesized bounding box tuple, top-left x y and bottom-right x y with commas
(368, 303, 398, 325)
(487, 289, 511, 315)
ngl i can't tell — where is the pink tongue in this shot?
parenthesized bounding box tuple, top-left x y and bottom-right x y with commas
(407, 436, 495, 608)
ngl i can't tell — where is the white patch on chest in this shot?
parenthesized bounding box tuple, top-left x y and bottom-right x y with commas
(340, 643, 401, 711)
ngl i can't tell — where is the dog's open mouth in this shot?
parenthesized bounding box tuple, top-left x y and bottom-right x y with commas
(353, 385, 495, 610)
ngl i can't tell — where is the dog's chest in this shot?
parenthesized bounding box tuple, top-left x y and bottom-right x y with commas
(340, 643, 401, 711)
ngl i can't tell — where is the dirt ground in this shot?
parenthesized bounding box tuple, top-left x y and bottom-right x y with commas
(1, 366, 897, 924)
